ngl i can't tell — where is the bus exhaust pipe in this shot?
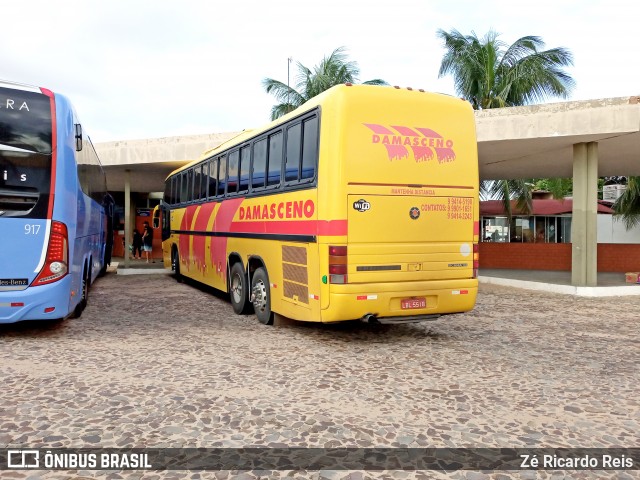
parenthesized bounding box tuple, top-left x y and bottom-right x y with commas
(360, 314, 379, 324)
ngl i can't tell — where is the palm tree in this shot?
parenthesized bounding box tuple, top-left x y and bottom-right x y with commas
(437, 29, 575, 216)
(480, 179, 534, 218)
(263, 47, 387, 120)
(613, 177, 640, 229)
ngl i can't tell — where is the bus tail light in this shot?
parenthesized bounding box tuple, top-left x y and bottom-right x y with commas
(33, 221, 69, 285)
(473, 243, 479, 278)
(329, 245, 348, 284)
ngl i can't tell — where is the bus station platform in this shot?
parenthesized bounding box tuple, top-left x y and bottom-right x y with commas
(109, 257, 170, 276)
(479, 268, 640, 297)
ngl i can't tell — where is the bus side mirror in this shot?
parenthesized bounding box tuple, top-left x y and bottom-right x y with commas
(153, 204, 161, 229)
(75, 124, 83, 152)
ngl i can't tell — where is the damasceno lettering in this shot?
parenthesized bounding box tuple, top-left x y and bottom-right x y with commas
(239, 200, 315, 220)
(0, 99, 30, 111)
(372, 135, 453, 149)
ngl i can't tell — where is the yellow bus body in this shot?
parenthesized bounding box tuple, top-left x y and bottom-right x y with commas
(161, 84, 479, 324)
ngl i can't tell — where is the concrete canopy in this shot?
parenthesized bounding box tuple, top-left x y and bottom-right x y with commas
(96, 132, 240, 193)
(476, 96, 640, 180)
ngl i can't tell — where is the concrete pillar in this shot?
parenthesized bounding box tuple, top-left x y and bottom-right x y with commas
(571, 142, 598, 286)
(124, 170, 131, 268)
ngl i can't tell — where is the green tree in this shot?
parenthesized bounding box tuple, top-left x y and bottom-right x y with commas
(262, 47, 387, 120)
(437, 29, 575, 216)
(531, 178, 573, 198)
(613, 177, 640, 229)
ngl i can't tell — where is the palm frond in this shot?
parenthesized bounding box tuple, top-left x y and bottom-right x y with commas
(481, 179, 532, 220)
(263, 47, 387, 120)
(437, 28, 574, 110)
(613, 177, 640, 229)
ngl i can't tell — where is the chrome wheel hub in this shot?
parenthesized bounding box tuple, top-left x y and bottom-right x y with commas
(252, 280, 267, 312)
(231, 274, 242, 303)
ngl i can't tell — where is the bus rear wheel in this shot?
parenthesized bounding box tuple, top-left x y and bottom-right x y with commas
(172, 249, 182, 283)
(229, 262, 251, 314)
(251, 267, 273, 325)
(71, 267, 88, 318)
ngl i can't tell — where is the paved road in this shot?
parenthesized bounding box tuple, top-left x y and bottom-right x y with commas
(1, 273, 638, 479)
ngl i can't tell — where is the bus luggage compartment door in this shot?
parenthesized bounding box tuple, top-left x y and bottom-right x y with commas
(347, 195, 474, 283)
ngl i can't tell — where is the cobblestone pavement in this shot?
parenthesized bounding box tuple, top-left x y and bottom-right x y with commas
(1, 273, 638, 480)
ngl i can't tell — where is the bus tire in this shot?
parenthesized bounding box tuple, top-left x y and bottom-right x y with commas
(251, 267, 274, 325)
(71, 267, 88, 318)
(229, 262, 250, 314)
(172, 248, 182, 283)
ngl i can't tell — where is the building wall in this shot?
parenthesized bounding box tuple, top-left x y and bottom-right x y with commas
(597, 244, 640, 272)
(479, 243, 640, 272)
(597, 215, 640, 243)
(479, 243, 572, 271)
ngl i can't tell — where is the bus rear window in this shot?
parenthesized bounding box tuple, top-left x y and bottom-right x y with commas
(0, 87, 52, 154)
(0, 151, 51, 218)
(0, 87, 53, 218)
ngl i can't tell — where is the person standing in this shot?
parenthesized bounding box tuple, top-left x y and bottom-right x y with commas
(131, 229, 143, 260)
(142, 222, 154, 263)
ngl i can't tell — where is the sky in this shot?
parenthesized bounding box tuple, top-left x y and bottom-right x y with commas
(2, 0, 638, 143)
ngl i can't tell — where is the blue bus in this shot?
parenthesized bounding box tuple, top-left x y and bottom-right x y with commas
(0, 80, 113, 323)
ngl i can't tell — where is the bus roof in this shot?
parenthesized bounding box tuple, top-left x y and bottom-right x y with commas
(0, 79, 43, 93)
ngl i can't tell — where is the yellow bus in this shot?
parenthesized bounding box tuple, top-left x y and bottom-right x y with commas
(156, 84, 479, 325)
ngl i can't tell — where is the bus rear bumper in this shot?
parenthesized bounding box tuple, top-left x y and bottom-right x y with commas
(359, 313, 440, 324)
(0, 277, 72, 324)
(322, 279, 478, 323)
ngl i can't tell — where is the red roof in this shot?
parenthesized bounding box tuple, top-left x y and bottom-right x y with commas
(480, 199, 614, 216)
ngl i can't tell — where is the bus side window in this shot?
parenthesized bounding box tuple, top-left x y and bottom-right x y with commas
(208, 158, 218, 199)
(218, 155, 227, 197)
(267, 131, 283, 187)
(285, 123, 301, 182)
(239, 145, 250, 192)
(180, 171, 188, 203)
(163, 176, 172, 205)
(227, 150, 239, 195)
(251, 138, 267, 189)
(199, 162, 207, 199)
(301, 116, 318, 181)
(186, 168, 194, 202)
(193, 167, 201, 201)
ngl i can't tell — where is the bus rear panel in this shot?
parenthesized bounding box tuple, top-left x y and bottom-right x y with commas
(316, 86, 478, 323)
(0, 80, 110, 323)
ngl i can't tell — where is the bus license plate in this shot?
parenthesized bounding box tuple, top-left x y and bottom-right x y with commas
(401, 297, 426, 310)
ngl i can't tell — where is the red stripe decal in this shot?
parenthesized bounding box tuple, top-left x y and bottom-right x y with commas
(229, 219, 347, 236)
(392, 126, 420, 136)
(415, 127, 443, 138)
(211, 198, 244, 282)
(41, 88, 56, 219)
(473, 221, 479, 235)
(363, 123, 394, 135)
(192, 203, 216, 273)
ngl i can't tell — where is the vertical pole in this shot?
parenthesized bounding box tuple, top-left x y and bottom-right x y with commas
(287, 57, 292, 114)
(585, 142, 599, 286)
(571, 142, 598, 286)
(124, 169, 131, 268)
